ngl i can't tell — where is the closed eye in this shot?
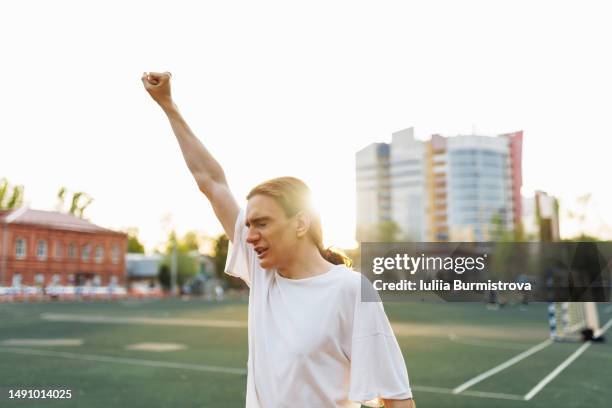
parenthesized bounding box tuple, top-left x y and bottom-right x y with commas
(246, 216, 271, 228)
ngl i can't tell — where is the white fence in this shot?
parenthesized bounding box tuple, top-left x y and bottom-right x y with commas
(0, 285, 156, 302)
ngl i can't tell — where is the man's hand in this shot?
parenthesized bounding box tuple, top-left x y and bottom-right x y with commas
(141, 71, 174, 110)
(383, 398, 415, 408)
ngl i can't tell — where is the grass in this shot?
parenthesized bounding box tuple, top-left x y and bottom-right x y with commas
(0, 299, 610, 407)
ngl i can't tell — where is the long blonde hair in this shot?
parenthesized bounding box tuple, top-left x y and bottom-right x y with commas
(247, 177, 352, 267)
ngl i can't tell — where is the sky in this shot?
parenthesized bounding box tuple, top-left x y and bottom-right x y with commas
(2, 0, 611, 252)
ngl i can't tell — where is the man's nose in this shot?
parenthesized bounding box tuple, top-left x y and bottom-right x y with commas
(246, 229, 259, 244)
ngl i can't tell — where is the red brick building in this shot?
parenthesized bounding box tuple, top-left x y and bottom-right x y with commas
(0, 208, 127, 287)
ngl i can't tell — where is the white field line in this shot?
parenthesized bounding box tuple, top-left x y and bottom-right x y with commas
(410, 386, 525, 401)
(452, 339, 553, 394)
(522, 342, 591, 401)
(0, 346, 246, 375)
(0, 338, 83, 346)
(0, 346, 525, 402)
(125, 342, 187, 352)
(524, 317, 612, 401)
(40, 313, 247, 328)
(448, 334, 533, 351)
(595, 316, 612, 338)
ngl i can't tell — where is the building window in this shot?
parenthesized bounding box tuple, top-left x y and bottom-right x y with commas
(111, 244, 120, 264)
(12, 273, 22, 287)
(15, 238, 26, 259)
(95, 245, 104, 263)
(54, 241, 63, 260)
(82, 244, 91, 262)
(37, 240, 48, 260)
(35, 273, 45, 285)
(68, 243, 77, 260)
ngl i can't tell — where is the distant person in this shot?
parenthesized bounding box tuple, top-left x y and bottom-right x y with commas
(214, 284, 224, 301)
(142, 72, 414, 408)
(517, 274, 530, 310)
(486, 290, 500, 310)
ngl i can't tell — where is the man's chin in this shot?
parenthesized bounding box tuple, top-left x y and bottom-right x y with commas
(258, 258, 272, 269)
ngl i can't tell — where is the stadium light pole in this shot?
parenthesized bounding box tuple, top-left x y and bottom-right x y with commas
(170, 244, 178, 295)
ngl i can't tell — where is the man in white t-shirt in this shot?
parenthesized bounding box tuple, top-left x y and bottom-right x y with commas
(143, 71, 415, 408)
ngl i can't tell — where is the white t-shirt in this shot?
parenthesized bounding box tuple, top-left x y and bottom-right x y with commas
(225, 209, 412, 407)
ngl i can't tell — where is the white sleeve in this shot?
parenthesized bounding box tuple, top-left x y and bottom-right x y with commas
(223, 208, 254, 288)
(348, 281, 412, 406)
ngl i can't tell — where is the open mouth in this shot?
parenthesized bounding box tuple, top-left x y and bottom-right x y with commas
(255, 247, 268, 259)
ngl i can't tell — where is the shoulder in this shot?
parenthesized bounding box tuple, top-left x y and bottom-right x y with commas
(331, 266, 383, 306)
(331, 266, 362, 283)
(329, 266, 369, 298)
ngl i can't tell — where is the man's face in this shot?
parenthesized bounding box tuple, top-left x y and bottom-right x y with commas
(245, 195, 298, 269)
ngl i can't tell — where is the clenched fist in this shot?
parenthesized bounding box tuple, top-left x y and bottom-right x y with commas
(142, 71, 173, 109)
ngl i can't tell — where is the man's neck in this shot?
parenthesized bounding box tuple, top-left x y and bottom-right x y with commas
(277, 244, 335, 280)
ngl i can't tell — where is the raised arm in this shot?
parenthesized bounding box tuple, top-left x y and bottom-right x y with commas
(141, 72, 239, 241)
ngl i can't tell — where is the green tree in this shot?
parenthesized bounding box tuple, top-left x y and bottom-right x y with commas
(212, 233, 247, 288)
(213, 233, 229, 280)
(158, 264, 171, 289)
(56, 186, 94, 219)
(159, 231, 202, 290)
(562, 234, 602, 242)
(123, 227, 146, 254)
(181, 231, 202, 252)
(490, 212, 517, 242)
(0, 178, 24, 210)
(377, 220, 401, 242)
(128, 236, 146, 253)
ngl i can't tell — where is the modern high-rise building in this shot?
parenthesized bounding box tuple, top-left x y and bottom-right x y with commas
(355, 143, 391, 242)
(356, 128, 523, 242)
(390, 128, 427, 241)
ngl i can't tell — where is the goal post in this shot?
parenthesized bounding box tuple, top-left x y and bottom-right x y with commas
(548, 302, 602, 342)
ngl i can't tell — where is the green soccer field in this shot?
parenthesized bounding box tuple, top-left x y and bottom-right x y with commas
(1, 298, 610, 407)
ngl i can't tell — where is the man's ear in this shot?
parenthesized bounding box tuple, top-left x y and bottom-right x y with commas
(295, 211, 311, 238)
